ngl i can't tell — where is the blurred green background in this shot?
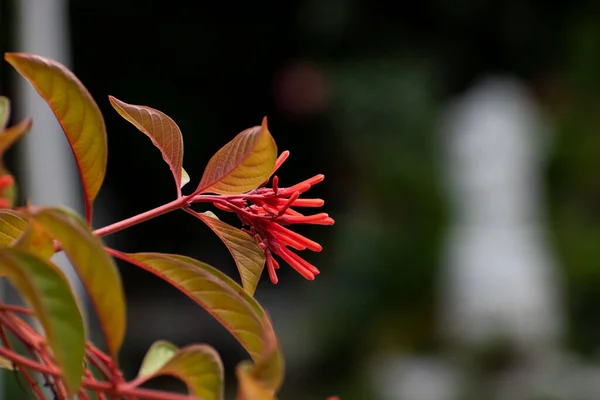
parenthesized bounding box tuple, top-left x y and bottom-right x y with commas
(2, 1, 600, 399)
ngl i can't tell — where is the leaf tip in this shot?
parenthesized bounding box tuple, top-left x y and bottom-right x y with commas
(180, 168, 190, 189)
(203, 211, 219, 220)
(19, 118, 33, 133)
(4, 52, 28, 66)
(107, 95, 118, 104)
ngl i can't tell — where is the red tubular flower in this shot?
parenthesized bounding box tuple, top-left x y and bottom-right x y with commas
(199, 151, 334, 283)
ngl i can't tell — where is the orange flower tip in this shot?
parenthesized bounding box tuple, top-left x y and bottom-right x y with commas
(310, 174, 325, 185)
(262, 116, 268, 128)
(270, 257, 280, 270)
(273, 151, 290, 173)
(297, 268, 315, 280)
(268, 270, 279, 284)
(292, 198, 325, 207)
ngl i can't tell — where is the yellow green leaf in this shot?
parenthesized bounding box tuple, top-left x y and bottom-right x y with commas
(0, 249, 85, 395)
(5, 53, 108, 222)
(0, 97, 9, 130)
(111, 250, 284, 391)
(137, 340, 224, 400)
(109, 96, 186, 194)
(138, 340, 178, 377)
(0, 356, 14, 370)
(195, 118, 277, 195)
(13, 219, 55, 260)
(181, 168, 190, 189)
(236, 362, 275, 400)
(0, 210, 28, 246)
(195, 212, 265, 295)
(30, 207, 125, 360)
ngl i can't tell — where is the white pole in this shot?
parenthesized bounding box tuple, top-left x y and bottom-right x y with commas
(13, 0, 86, 298)
(8, 1, 87, 396)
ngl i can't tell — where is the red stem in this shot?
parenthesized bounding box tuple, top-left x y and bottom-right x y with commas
(0, 346, 202, 400)
(0, 311, 67, 398)
(0, 308, 207, 400)
(84, 368, 107, 400)
(93, 196, 189, 237)
(0, 304, 33, 315)
(0, 324, 45, 399)
(92, 191, 274, 238)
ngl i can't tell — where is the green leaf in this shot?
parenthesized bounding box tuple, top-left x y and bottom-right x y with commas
(30, 207, 126, 360)
(5, 53, 108, 223)
(0, 210, 27, 246)
(195, 213, 265, 295)
(0, 249, 85, 395)
(0, 97, 10, 131)
(138, 340, 224, 400)
(195, 118, 277, 195)
(109, 96, 187, 194)
(110, 250, 284, 391)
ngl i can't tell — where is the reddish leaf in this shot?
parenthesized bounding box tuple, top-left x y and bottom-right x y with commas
(196, 211, 265, 295)
(110, 250, 284, 391)
(5, 53, 108, 222)
(0, 118, 32, 154)
(109, 96, 188, 194)
(195, 118, 277, 195)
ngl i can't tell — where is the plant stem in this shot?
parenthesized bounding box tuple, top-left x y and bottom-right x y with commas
(0, 304, 33, 315)
(0, 346, 59, 376)
(0, 313, 49, 399)
(93, 196, 189, 237)
(0, 345, 203, 400)
(92, 190, 272, 239)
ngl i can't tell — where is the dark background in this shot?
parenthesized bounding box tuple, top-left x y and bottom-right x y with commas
(2, 1, 600, 399)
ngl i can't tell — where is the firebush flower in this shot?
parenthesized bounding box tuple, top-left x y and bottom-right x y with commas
(195, 150, 334, 284)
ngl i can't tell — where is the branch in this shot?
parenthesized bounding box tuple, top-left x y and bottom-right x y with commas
(93, 196, 189, 237)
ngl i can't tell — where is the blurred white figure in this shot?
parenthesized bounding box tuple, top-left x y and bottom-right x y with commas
(439, 77, 563, 353)
(371, 355, 461, 400)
